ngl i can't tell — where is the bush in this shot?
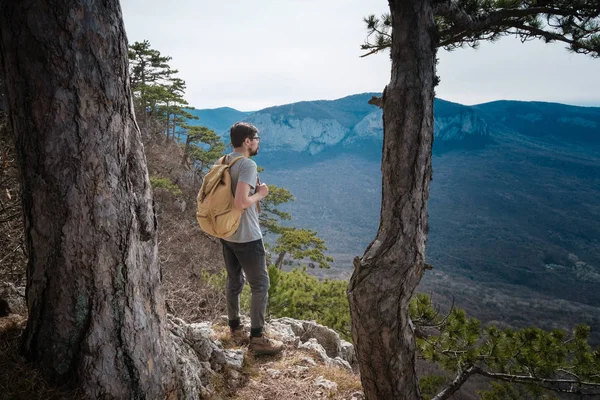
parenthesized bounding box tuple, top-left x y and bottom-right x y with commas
(150, 176, 182, 195)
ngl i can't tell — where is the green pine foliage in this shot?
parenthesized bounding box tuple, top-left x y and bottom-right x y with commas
(419, 375, 447, 400)
(128, 41, 198, 138)
(271, 227, 334, 269)
(181, 125, 226, 173)
(149, 176, 182, 196)
(479, 381, 557, 400)
(411, 293, 600, 396)
(362, 1, 600, 57)
(259, 184, 294, 235)
(267, 266, 350, 339)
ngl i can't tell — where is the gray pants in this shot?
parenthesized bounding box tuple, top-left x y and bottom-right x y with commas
(220, 238, 269, 331)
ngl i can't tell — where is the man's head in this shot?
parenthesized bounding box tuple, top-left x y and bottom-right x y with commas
(230, 122, 260, 156)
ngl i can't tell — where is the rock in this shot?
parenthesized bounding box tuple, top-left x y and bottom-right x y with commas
(266, 319, 301, 345)
(314, 376, 338, 393)
(340, 340, 359, 371)
(245, 113, 348, 154)
(227, 369, 244, 389)
(170, 332, 214, 398)
(330, 357, 352, 371)
(298, 356, 318, 367)
(185, 324, 219, 362)
(266, 368, 281, 378)
(349, 391, 365, 399)
(222, 349, 244, 370)
(289, 365, 310, 378)
(298, 338, 329, 363)
(269, 318, 343, 359)
(270, 317, 305, 337)
(300, 320, 341, 358)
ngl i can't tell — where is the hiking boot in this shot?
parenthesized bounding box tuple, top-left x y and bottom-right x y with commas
(249, 334, 284, 355)
(230, 326, 249, 345)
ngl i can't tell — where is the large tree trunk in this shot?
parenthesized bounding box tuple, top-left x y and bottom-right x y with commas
(0, 1, 177, 397)
(348, 0, 436, 399)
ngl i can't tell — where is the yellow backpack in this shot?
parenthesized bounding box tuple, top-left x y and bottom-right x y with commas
(196, 155, 245, 238)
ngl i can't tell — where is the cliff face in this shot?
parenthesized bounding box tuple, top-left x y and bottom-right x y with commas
(243, 96, 491, 155)
(246, 113, 348, 155)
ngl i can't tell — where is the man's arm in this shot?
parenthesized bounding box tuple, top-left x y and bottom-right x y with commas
(234, 181, 268, 210)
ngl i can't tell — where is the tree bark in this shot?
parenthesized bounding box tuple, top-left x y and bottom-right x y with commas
(276, 251, 286, 270)
(0, 1, 177, 397)
(347, 0, 436, 399)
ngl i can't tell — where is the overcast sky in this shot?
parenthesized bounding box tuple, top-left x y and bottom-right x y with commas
(121, 0, 600, 111)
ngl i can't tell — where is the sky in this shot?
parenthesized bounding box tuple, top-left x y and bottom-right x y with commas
(121, 0, 600, 111)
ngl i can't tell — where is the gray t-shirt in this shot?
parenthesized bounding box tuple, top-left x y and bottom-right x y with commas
(223, 152, 262, 243)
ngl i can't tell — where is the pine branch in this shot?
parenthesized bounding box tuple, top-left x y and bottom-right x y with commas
(360, 44, 389, 58)
(471, 367, 600, 395)
(433, 3, 600, 55)
(508, 22, 600, 55)
(432, 365, 477, 400)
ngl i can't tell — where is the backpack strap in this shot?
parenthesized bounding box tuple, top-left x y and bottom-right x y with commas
(227, 156, 245, 166)
(219, 155, 262, 213)
(218, 155, 245, 166)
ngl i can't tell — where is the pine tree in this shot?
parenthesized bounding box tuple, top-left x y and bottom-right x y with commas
(272, 227, 334, 269)
(128, 40, 177, 121)
(410, 294, 600, 399)
(348, 2, 600, 399)
(259, 184, 294, 235)
(0, 2, 177, 396)
(181, 125, 226, 172)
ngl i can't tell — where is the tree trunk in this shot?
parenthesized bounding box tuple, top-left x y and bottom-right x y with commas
(172, 112, 177, 139)
(347, 0, 436, 399)
(276, 251, 286, 270)
(165, 102, 171, 141)
(0, 1, 177, 397)
(182, 135, 192, 166)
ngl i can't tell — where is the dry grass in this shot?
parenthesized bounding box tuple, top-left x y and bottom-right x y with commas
(230, 347, 362, 400)
(0, 111, 27, 288)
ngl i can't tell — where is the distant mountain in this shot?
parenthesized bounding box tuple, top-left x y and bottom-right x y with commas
(188, 94, 600, 340)
(185, 107, 252, 134)
(474, 100, 600, 146)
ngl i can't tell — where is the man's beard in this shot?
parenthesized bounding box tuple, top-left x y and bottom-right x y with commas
(250, 147, 259, 157)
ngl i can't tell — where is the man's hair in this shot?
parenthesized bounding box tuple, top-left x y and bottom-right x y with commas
(230, 122, 258, 147)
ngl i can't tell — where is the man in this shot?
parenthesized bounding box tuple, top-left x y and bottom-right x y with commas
(220, 121, 283, 355)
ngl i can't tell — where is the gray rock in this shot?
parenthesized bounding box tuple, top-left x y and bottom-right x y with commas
(331, 356, 352, 371)
(300, 320, 341, 358)
(350, 391, 365, 400)
(298, 356, 318, 367)
(270, 317, 305, 337)
(266, 368, 281, 378)
(340, 340, 359, 371)
(314, 376, 338, 393)
(222, 349, 244, 370)
(298, 338, 329, 363)
(170, 332, 213, 399)
(266, 320, 300, 344)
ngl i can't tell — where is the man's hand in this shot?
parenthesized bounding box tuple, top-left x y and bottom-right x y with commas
(256, 183, 269, 199)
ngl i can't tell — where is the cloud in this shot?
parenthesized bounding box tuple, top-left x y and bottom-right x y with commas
(121, 0, 600, 110)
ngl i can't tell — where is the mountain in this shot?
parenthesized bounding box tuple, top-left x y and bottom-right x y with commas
(474, 100, 600, 146)
(191, 95, 600, 340)
(185, 107, 253, 134)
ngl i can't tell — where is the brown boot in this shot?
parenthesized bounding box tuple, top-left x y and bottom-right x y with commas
(249, 334, 284, 355)
(230, 326, 249, 345)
